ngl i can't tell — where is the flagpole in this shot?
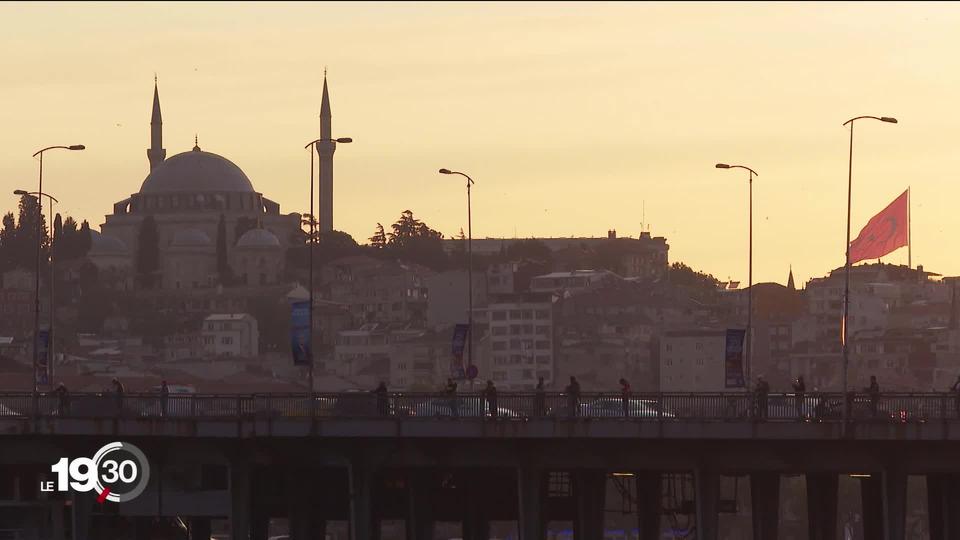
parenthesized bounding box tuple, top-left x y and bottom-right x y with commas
(907, 186, 912, 269)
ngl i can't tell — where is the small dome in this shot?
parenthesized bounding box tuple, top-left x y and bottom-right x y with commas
(88, 230, 128, 254)
(139, 149, 255, 194)
(237, 228, 280, 249)
(171, 228, 212, 248)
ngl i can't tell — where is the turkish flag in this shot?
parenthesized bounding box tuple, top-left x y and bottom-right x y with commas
(849, 190, 908, 264)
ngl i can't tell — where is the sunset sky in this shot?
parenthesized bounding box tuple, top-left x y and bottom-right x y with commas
(2, 2, 959, 286)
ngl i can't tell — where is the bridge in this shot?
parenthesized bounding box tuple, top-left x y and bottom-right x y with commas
(3, 391, 960, 540)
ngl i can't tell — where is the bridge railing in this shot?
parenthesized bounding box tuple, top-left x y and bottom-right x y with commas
(2, 391, 957, 422)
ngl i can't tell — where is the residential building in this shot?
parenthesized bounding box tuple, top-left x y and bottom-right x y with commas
(201, 314, 259, 358)
(487, 294, 555, 390)
(659, 329, 728, 392)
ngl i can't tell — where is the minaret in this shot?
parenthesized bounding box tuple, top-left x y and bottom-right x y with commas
(787, 266, 796, 291)
(147, 77, 166, 171)
(316, 73, 336, 233)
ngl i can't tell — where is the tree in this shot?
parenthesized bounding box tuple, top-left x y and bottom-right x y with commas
(0, 212, 15, 272)
(369, 223, 387, 249)
(383, 210, 447, 270)
(669, 261, 722, 302)
(216, 214, 233, 285)
(136, 216, 160, 289)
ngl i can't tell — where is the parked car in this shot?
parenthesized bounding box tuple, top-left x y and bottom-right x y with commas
(547, 398, 674, 419)
(411, 398, 521, 418)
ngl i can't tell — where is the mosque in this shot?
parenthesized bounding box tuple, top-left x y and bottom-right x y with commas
(89, 77, 340, 290)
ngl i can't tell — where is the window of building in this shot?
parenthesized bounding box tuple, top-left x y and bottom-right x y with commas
(522, 369, 533, 379)
(522, 310, 534, 320)
(492, 311, 507, 321)
(509, 310, 522, 320)
(536, 355, 550, 364)
(510, 325, 523, 336)
(493, 371, 507, 382)
(535, 326, 550, 335)
(696, 358, 704, 366)
(492, 327, 507, 336)
(695, 342, 703, 351)
(665, 344, 673, 352)
(510, 354, 522, 364)
(535, 309, 550, 320)
(221, 337, 233, 345)
(492, 341, 506, 351)
(535, 340, 550, 350)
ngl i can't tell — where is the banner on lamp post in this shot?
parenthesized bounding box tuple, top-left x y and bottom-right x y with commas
(451, 323, 469, 379)
(36, 329, 50, 387)
(290, 301, 312, 366)
(724, 329, 746, 389)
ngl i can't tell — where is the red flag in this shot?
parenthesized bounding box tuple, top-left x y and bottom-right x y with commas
(849, 190, 908, 264)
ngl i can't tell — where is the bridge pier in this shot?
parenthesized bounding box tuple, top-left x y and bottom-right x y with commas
(406, 470, 435, 540)
(806, 473, 838, 540)
(750, 472, 780, 540)
(517, 466, 545, 540)
(573, 470, 606, 540)
(861, 468, 907, 540)
(349, 460, 379, 540)
(229, 459, 251, 540)
(635, 471, 661, 540)
(926, 473, 960, 540)
(695, 468, 720, 540)
(463, 470, 491, 540)
(188, 518, 211, 540)
(70, 492, 92, 540)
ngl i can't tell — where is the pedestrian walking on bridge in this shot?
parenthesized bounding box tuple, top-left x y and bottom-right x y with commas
(619, 378, 631, 418)
(792, 376, 806, 421)
(483, 380, 498, 419)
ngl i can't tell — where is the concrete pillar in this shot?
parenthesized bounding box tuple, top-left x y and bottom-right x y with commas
(926, 473, 960, 540)
(806, 473, 837, 540)
(311, 519, 327, 540)
(574, 470, 607, 540)
(71, 492, 92, 540)
(230, 460, 251, 540)
(348, 461, 379, 540)
(463, 471, 491, 540)
(189, 518, 212, 540)
(407, 471, 435, 540)
(51, 501, 65, 540)
(250, 513, 269, 540)
(288, 470, 314, 540)
(750, 473, 780, 540)
(517, 466, 544, 540)
(882, 468, 907, 540)
(860, 475, 883, 540)
(635, 472, 661, 540)
(694, 469, 720, 540)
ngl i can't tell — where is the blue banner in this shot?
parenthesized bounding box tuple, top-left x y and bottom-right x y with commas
(451, 324, 469, 360)
(724, 329, 746, 389)
(290, 301, 312, 366)
(36, 330, 50, 386)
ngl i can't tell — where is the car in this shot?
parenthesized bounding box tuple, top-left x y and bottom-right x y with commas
(411, 397, 521, 418)
(548, 398, 674, 419)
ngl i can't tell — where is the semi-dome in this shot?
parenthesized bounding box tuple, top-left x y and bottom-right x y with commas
(171, 228, 212, 248)
(236, 228, 281, 249)
(88, 230, 129, 254)
(139, 147, 255, 194)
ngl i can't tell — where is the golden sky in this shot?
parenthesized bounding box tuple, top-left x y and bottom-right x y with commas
(2, 2, 959, 286)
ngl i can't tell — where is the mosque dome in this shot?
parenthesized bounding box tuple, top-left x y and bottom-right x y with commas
(139, 146, 254, 194)
(88, 230, 129, 254)
(170, 228, 212, 248)
(236, 228, 281, 249)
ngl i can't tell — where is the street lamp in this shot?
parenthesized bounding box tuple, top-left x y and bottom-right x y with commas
(840, 116, 897, 402)
(30, 145, 83, 395)
(14, 190, 59, 386)
(715, 163, 758, 387)
(303, 137, 351, 393)
(439, 168, 475, 380)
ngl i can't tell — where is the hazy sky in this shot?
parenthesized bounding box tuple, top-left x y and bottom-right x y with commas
(2, 2, 959, 286)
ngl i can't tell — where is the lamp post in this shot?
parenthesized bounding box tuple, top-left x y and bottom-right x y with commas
(715, 163, 757, 387)
(14, 190, 59, 387)
(304, 137, 351, 394)
(439, 169, 475, 381)
(30, 145, 83, 395)
(840, 116, 897, 403)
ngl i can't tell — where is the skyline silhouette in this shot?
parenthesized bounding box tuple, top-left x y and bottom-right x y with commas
(2, 2, 959, 285)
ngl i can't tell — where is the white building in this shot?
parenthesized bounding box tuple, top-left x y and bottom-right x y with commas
(659, 329, 728, 392)
(530, 270, 619, 295)
(487, 298, 555, 389)
(202, 314, 259, 358)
